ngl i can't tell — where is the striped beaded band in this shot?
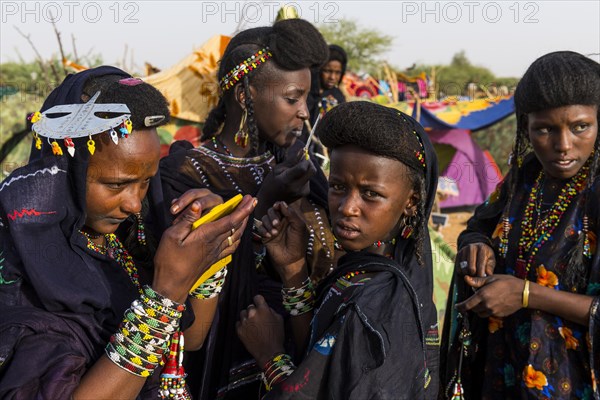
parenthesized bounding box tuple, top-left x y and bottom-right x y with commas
(398, 111, 427, 170)
(105, 286, 185, 378)
(219, 48, 273, 91)
(263, 353, 296, 391)
(281, 277, 315, 316)
(412, 128, 426, 170)
(189, 267, 228, 299)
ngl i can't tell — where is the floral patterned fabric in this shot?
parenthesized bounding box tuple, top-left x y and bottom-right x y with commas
(445, 155, 600, 400)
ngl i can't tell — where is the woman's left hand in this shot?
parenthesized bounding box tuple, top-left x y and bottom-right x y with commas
(236, 295, 285, 368)
(455, 274, 526, 318)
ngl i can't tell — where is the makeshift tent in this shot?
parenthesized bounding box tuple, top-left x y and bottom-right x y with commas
(387, 97, 513, 209)
(416, 98, 512, 209)
(141, 35, 231, 157)
(429, 129, 502, 209)
(416, 97, 514, 131)
(144, 35, 230, 124)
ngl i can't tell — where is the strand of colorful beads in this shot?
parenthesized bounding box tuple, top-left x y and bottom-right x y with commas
(516, 165, 589, 278)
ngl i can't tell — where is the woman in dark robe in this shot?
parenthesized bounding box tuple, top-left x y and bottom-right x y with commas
(158, 18, 338, 400)
(440, 51, 600, 400)
(237, 101, 440, 399)
(0, 67, 255, 399)
(303, 44, 348, 158)
(314, 44, 347, 119)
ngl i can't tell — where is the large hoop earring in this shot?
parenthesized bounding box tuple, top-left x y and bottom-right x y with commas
(234, 108, 249, 148)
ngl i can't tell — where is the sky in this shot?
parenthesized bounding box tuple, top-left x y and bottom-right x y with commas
(1, 0, 599, 78)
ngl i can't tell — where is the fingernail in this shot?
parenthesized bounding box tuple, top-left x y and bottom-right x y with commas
(171, 204, 179, 213)
(171, 198, 178, 204)
(252, 198, 258, 207)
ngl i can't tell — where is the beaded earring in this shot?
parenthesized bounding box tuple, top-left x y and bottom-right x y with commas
(583, 215, 591, 258)
(400, 215, 415, 239)
(234, 108, 249, 148)
(136, 212, 146, 246)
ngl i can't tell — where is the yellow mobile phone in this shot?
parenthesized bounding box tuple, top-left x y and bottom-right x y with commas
(191, 194, 243, 230)
(190, 194, 243, 291)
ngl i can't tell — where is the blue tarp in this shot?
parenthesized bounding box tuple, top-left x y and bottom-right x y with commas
(414, 97, 515, 132)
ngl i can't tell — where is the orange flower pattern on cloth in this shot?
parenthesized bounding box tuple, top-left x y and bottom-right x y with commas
(559, 326, 579, 350)
(488, 316, 503, 333)
(491, 221, 504, 240)
(523, 364, 548, 390)
(589, 231, 597, 255)
(536, 265, 559, 288)
(456, 156, 600, 399)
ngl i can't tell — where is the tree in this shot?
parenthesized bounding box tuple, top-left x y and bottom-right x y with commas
(406, 51, 518, 99)
(318, 19, 392, 74)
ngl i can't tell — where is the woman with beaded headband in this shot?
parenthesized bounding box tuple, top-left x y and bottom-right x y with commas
(237, 101, 440, 398)
(440, 51, 600, 399)
(0, 67, 256, 399)
(158, 19, 338, 400)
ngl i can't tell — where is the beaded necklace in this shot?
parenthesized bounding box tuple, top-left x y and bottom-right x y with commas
(80, 231, 142, 293)
(513, 164, 589, 279)
(193, 146, 272, 195)
(211, 136, 233, 156)
(333, 237, 397, 251)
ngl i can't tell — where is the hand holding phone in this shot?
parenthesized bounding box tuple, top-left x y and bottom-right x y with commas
(189, 194, 244, 291)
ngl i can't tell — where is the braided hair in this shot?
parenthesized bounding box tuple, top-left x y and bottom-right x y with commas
(317, 101, 431, 266)
(203, 19, 328, 154)
(506, 51, 600, 291)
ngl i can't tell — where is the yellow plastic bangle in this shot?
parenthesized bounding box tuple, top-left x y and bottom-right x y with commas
(522, 280, 530, 308)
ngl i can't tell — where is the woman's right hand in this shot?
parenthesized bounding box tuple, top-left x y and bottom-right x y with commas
(256, 201, 308, 281)
(152, 194, 256, 303)
(455, 243, 496, 278)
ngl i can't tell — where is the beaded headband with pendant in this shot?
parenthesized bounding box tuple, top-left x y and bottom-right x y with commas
(29, 88, 165, 157)
(219, 48, 273, 92)
(30, 91, 131, 156)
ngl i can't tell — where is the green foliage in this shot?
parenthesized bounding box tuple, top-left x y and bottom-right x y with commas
(0, 62, 51, 95)
(471, 114, 517, 176)
(1, 52, 103, 96)
(401, 51, 519, 99)
(318, 19, 393, 74)
(1, 91, 43, 179)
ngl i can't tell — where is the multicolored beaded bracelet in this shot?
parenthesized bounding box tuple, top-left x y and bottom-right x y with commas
(263, 353, 296, 391)
(281, 277, 315, 316)
(105, 285, 185, 378)
(189, 267, 228, 300)
(143, 285, 186, 312)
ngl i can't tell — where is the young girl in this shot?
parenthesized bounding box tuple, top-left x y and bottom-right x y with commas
(237, 101, 439, 399)
(0, 67, 256, 399)
(441, 51, 600, 399)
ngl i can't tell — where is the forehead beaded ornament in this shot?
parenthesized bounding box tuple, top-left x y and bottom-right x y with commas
(219, 48, 273, 91)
